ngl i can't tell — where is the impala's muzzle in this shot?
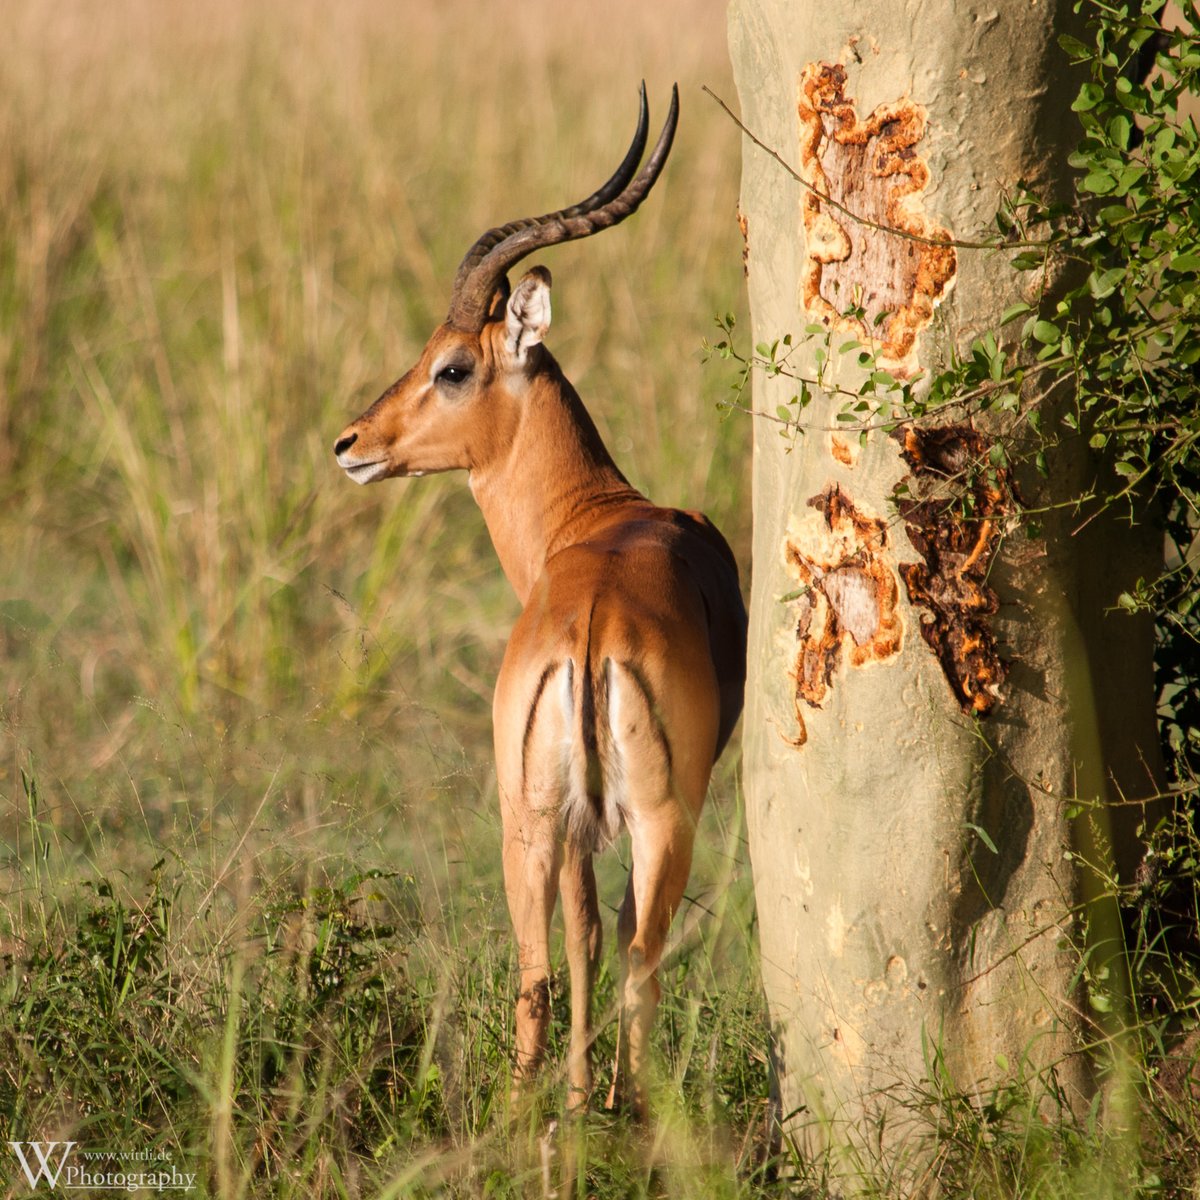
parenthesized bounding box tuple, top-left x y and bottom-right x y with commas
(334, 427, 390, 485)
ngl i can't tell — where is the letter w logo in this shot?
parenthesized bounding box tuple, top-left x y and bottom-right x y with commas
(8, 1142, 76, 1189)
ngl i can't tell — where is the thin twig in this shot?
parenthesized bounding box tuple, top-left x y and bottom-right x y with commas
(702, 84, 1048, 254)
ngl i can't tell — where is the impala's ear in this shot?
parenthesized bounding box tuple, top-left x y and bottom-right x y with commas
(504, 266, 552, 364)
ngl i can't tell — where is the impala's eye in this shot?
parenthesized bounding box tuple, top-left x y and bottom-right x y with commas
(436, 363, 472, 386)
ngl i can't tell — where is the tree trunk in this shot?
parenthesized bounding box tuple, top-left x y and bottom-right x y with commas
(728, 0, 1162, 1181)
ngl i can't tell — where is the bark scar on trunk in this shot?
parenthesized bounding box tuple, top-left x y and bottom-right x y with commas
(798, 62, 957, 373)
(830, 431, 860, 467)
(894, 425, 1012, 715)
(783, 484, 904, 746)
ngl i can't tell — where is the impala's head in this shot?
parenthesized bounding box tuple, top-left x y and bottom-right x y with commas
(334, 83, 678, 485)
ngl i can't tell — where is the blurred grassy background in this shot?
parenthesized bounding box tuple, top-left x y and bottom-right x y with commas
(0, 0, 757, 1187)
(0, 0, 749, 881)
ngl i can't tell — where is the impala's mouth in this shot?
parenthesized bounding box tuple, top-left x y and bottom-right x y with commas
(340, 458, 390, 485)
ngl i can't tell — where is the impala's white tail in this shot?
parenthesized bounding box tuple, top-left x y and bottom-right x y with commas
(552, 655, 670, 852)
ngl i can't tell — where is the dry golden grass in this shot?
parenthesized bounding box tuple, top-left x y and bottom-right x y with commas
(0, 0, 748, 867)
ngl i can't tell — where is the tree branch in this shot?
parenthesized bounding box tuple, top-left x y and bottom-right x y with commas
(702, 85, 1049, 253)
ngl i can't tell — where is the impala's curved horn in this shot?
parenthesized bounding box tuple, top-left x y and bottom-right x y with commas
(447, 83, 679, 332)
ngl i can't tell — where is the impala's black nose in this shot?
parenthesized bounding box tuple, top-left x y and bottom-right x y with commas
(334, 432, 358, 457)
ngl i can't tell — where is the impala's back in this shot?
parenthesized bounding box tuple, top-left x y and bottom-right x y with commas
(334, 84, 747, 1120)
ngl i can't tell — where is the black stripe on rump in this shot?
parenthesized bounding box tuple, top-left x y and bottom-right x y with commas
(520, 661, 561, 795)
(612, 658, 673, 779)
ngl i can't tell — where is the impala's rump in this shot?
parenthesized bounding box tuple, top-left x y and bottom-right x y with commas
(517, 622, 685, 854)
(520, 526, 732, 849)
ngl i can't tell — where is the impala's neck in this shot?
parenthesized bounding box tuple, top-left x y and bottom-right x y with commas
(469, 356, 643, 604)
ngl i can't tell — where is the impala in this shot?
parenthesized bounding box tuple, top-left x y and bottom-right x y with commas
(334, 85, 746, 1118)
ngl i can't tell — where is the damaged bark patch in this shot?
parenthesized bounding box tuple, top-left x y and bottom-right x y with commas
(784, 485, 904, 745)
(798, 62, 956, 372)
(895, 425, 1013, 715)
(830, 431, 860, 467)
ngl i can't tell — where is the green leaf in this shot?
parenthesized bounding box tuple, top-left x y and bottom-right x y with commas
(1001, 302, 1032, 325)
(1082, 170, 1117, 194)
(1089, 267, 1124, 299)
(1032, 319, 1061, 345)
(965, 823, 999, 855)
(1098, 203, 1135, 226)
(1072, 82, 1105, 111)
(1116, 162, 1147, 194)
(1153, 126, 1177, 156)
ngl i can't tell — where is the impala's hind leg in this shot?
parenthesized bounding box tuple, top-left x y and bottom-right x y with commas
(606, 817, 696, 1120)
(559, 843, 601, 1112)
(598, 659, 714, 1119)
